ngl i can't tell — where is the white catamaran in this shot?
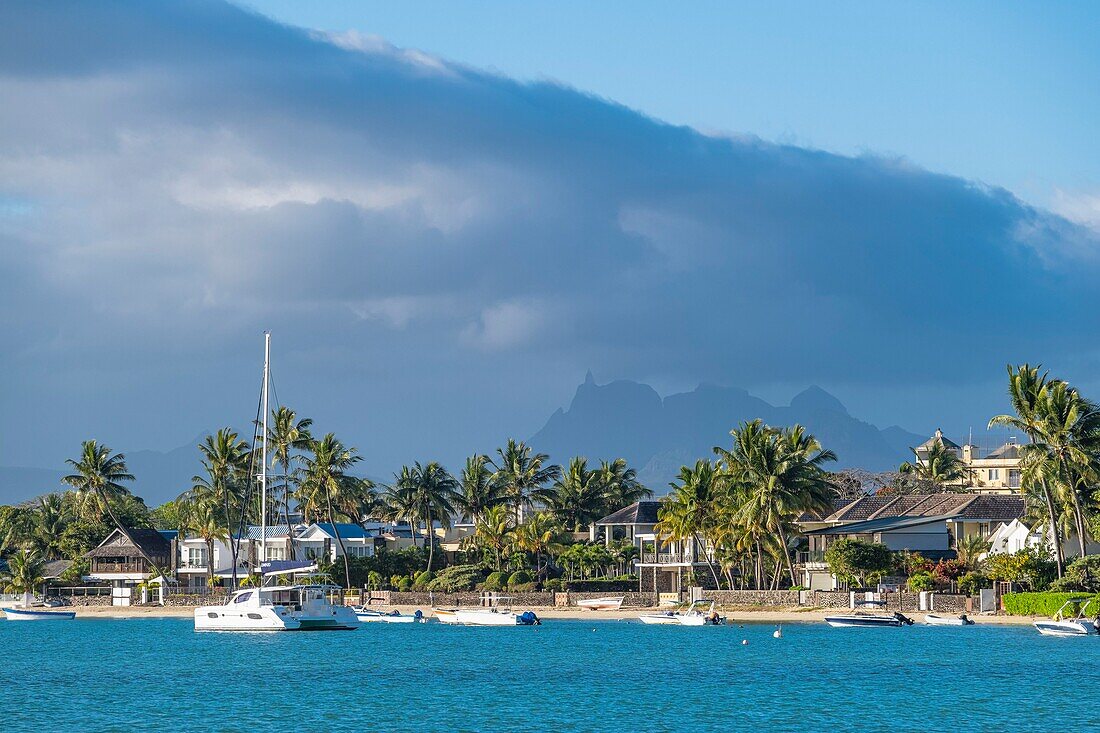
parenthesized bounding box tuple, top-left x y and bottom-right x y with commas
(194, 333, 360, 632)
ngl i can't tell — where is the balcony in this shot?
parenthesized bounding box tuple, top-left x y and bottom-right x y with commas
(639, 551, 715, 565)
(796, 551, 827, 567)
(90, 562, 149, 574)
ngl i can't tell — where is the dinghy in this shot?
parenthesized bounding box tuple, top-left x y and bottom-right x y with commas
(2, 606, 76, 621)
(924, 613, 974, 626)
(825, 600, 913, 628)
(638, 601, 723, 626)
(1034, 598, 1099, 637)
(576, 596, 624, 611)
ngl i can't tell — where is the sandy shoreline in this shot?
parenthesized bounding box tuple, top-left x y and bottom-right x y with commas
(65, 604, 1039, 625)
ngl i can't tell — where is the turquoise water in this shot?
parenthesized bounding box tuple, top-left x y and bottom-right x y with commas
(3, 617, 1098, 732)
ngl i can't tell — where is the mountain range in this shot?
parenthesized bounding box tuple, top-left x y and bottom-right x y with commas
(531, 373, 925, 493)
(0, 375, 926, 506)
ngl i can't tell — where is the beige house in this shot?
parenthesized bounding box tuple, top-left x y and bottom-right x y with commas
(915, 428, 1022, 494)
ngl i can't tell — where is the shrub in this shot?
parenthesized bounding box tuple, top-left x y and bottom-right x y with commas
(396, 576, 413, 592)
(508, 570, 533, 588)
(824, 539, 893, 588)
(986, 547, 1057, 590)
(957, 572, 989, 596)
(907, 571, 935, 592)
(543, 578, 565, 592)
(510, 582, 539, 592)
(366, 571, 384, 590)
(482, 571, 507, 591)
(390, 574, 405, 589)
(1003, 592, 1100, 617)
(412, 570, 434, 590)
(1047, 556, 1100, 593)
(425, 565, 486, 592)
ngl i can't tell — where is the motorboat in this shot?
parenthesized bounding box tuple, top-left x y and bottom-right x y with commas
(195, 584, 360, 631)
(925, 613, 974, 626)
(1034, 598, 1099, 637)
(638, 601, 724, 626)
(434, 597, 540, 626)
(825, 600, 913, 628)
(354, 607, 425, 623)
(576, 596, 625, 611)
(2, 592, 76, 620)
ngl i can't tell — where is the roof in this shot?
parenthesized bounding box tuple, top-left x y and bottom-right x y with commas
(157, 529, 179, 541)
(985, 442, 1021, 460)
(86, 528, 172, 558)
(311, 523, 370, 540)
(916, 429, 961, 452)
(806, 514, 958, 536)
(802, 493, 1024, 527)
(246, 525, 293, 540)
(595, 501, 661, 526)
(953, 495, 1025, 522)
(43, 559, 73, 579)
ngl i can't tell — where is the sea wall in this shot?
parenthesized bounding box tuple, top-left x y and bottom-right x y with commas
(701, 590, 800, 607)
(367, 591, 558, 607)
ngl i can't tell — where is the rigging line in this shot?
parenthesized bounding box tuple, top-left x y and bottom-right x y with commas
(233, 372, 266, 577)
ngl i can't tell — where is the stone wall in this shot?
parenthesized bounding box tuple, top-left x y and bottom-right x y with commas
(701, 590, 800, 607)
(371, 591, 557, 607)
(808, 590, 852, 608)
(60, 595, 112, 607)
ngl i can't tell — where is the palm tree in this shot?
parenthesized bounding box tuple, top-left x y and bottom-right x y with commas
(32, 494, 69, 560)
(955, 533, 990, 571)
(62, 441, 158, 570)
(182, 495, 229, 588)
(2, 547, 46, 605)
(491, 439, 561, 521)
(454, 454, 506, 523)
(655, 460, 723, 588)
(990, 364, 1066, 576)
(898, 440, 971, 491)
(474, 504, 515, 571)
(512, 512, 567, 578)
(535, 457, 609, 532)
(381, 467, 422, 548)
(716, 421, 837, 587)
(598, 458, 652, 511)
(267, 407, 313, 558)
(187, 429, 252, 586)
(401, 462, 460, 573)
(299, 434, 362, 589)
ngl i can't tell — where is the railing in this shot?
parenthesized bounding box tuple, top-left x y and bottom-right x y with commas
(45, 586, 112, 597)
(639, 552, 715, 564)
(797, 551, 827, 565)
(90, 562, 148, 574)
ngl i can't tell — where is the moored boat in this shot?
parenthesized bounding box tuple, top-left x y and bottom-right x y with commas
(195, 584, 360, 631)
(638, 601, 723, 626)
(354, 607, 425, 623)
(1034, 598, 1099, 637)
(925, 613, 974, 626)
(2, 606, 76, 621)
(576, 596, 625, 611)
(825, 600, 913, 628)
(434, 597, 540, 626)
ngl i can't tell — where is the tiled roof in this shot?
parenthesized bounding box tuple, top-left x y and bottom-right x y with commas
(807, 514, 958, 536)
(595, 501, 661, 526)
(312, 523, 370, 539)
(246, 525, 293, 540)
(953, 495, 1025, 522)
(816, 493, 1025, 525)
(985, 442, 1021, 460)
(831, 496, 896, 521)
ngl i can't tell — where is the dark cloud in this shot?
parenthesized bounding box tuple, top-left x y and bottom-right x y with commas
(0, 0, 1097, 477)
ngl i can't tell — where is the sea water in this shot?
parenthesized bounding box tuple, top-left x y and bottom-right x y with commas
(2, 617, 1096, 732)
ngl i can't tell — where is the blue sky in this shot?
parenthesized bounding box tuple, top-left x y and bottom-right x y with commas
(245, 1, 1100, 215)
(0, 1, 1098, 484)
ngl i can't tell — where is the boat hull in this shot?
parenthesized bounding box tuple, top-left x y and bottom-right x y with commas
(925, 614, 973, 626)
(637, 613, 680, 625)
(1034, 620, 1097, 637)
(576, 597, 625, 611)
(825, 616, 904, 628)
(194, 605, 360, 631)
(2, 607, 76, 621)
(434, 608, 537, 626)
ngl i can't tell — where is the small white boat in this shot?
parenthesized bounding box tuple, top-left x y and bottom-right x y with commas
(195, 584, 360, 632)
(576, 596, 625, 611)
(354, 607, 425, 623)
(1034, 598, 1099, 637)
(434, 598, 540, 626)
(638, 601, 723, 626)
(825, 600, 913, 628)
(925, 613, 974, 626)
(2, 606, 76, 621)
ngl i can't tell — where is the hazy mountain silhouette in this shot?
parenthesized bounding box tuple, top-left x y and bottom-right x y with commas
(530, 375, 923, 493)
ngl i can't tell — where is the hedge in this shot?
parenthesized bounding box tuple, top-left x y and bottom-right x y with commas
(1002, 592, 1100, 618)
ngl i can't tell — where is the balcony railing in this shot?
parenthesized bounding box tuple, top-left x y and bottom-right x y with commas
(91, 562, 149, 574)
(639, 551, 715, 565)
(796, 551, 827, 565)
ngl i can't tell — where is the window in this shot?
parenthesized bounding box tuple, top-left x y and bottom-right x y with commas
(989, 469, 1000, 481)
(233, 592, 253, 604)
(264, 546, 286, 561)
(1008, 469, 1021, 488)
(188, 547, 207, 567)
(344, 545, 372, 558)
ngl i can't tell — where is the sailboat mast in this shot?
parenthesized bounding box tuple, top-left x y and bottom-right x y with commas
(260, 331, 270, 570)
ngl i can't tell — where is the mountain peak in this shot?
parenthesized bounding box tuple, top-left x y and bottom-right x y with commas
(789, 385, 849, 416)
(584, 369, 595, 385)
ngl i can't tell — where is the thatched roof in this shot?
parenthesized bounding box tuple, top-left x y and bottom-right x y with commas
(86, 528, 171, 558)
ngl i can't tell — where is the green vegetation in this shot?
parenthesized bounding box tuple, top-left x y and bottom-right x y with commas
(1003, 592, 1100, 618)
(824, 539, 894, 588)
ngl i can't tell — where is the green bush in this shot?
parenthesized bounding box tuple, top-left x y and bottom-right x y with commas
(366, 571, 385, 590)
(1047, 556, 1100, 593)
(425, 565, 486, 592)
(396, 576, 413, 592)
(1003, 592, 1100, 617)
(543, 578, 565, 592)
(907, 571, 935, 592)
(824, 539, 893, 588)
(956, 572, 989, 596)
(412, 570, 434, 590)
(508, 570, 533, 588)
(510, 582, 539, 592)
(985, 547, 1057, 590)
(482, 571, 507, 591)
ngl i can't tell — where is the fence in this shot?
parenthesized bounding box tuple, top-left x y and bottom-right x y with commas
(45, 586, 112, 597)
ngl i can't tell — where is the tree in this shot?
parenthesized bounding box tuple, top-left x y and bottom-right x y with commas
(536, 457, 608, 532)
(490, 439, 561, 521)
(2, 547, 46, 601)
(62, 441, 159, 572)
(267, 407, 313, 558)
(180, 495, 229, 588)
(898, 440, 971, 491)
(512, 512, 567, 577)
(955, 534, 990, 571)
(299, 434, 362, 588)
(403, 461, 459, 573)
(598, 459, 652, 511)
(474, 504, 515, 571)
(454, 454, 506, 524)
(185, 429, 251, 586)
(655, 460, 723, 588)
(990, 364, 1065, 575)
(716, 420, 837, 587)
(31, 494, 69, 560)
(823, 538, 893, 588)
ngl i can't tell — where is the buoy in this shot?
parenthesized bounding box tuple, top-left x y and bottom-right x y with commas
(742, 639, 748, 645)
(773, 625, 782, 638)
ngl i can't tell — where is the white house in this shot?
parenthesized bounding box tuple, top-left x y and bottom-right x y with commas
(295, 523, 377, 562)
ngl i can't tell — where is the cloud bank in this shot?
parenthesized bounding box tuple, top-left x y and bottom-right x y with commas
(0, 1, 1097, 479)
